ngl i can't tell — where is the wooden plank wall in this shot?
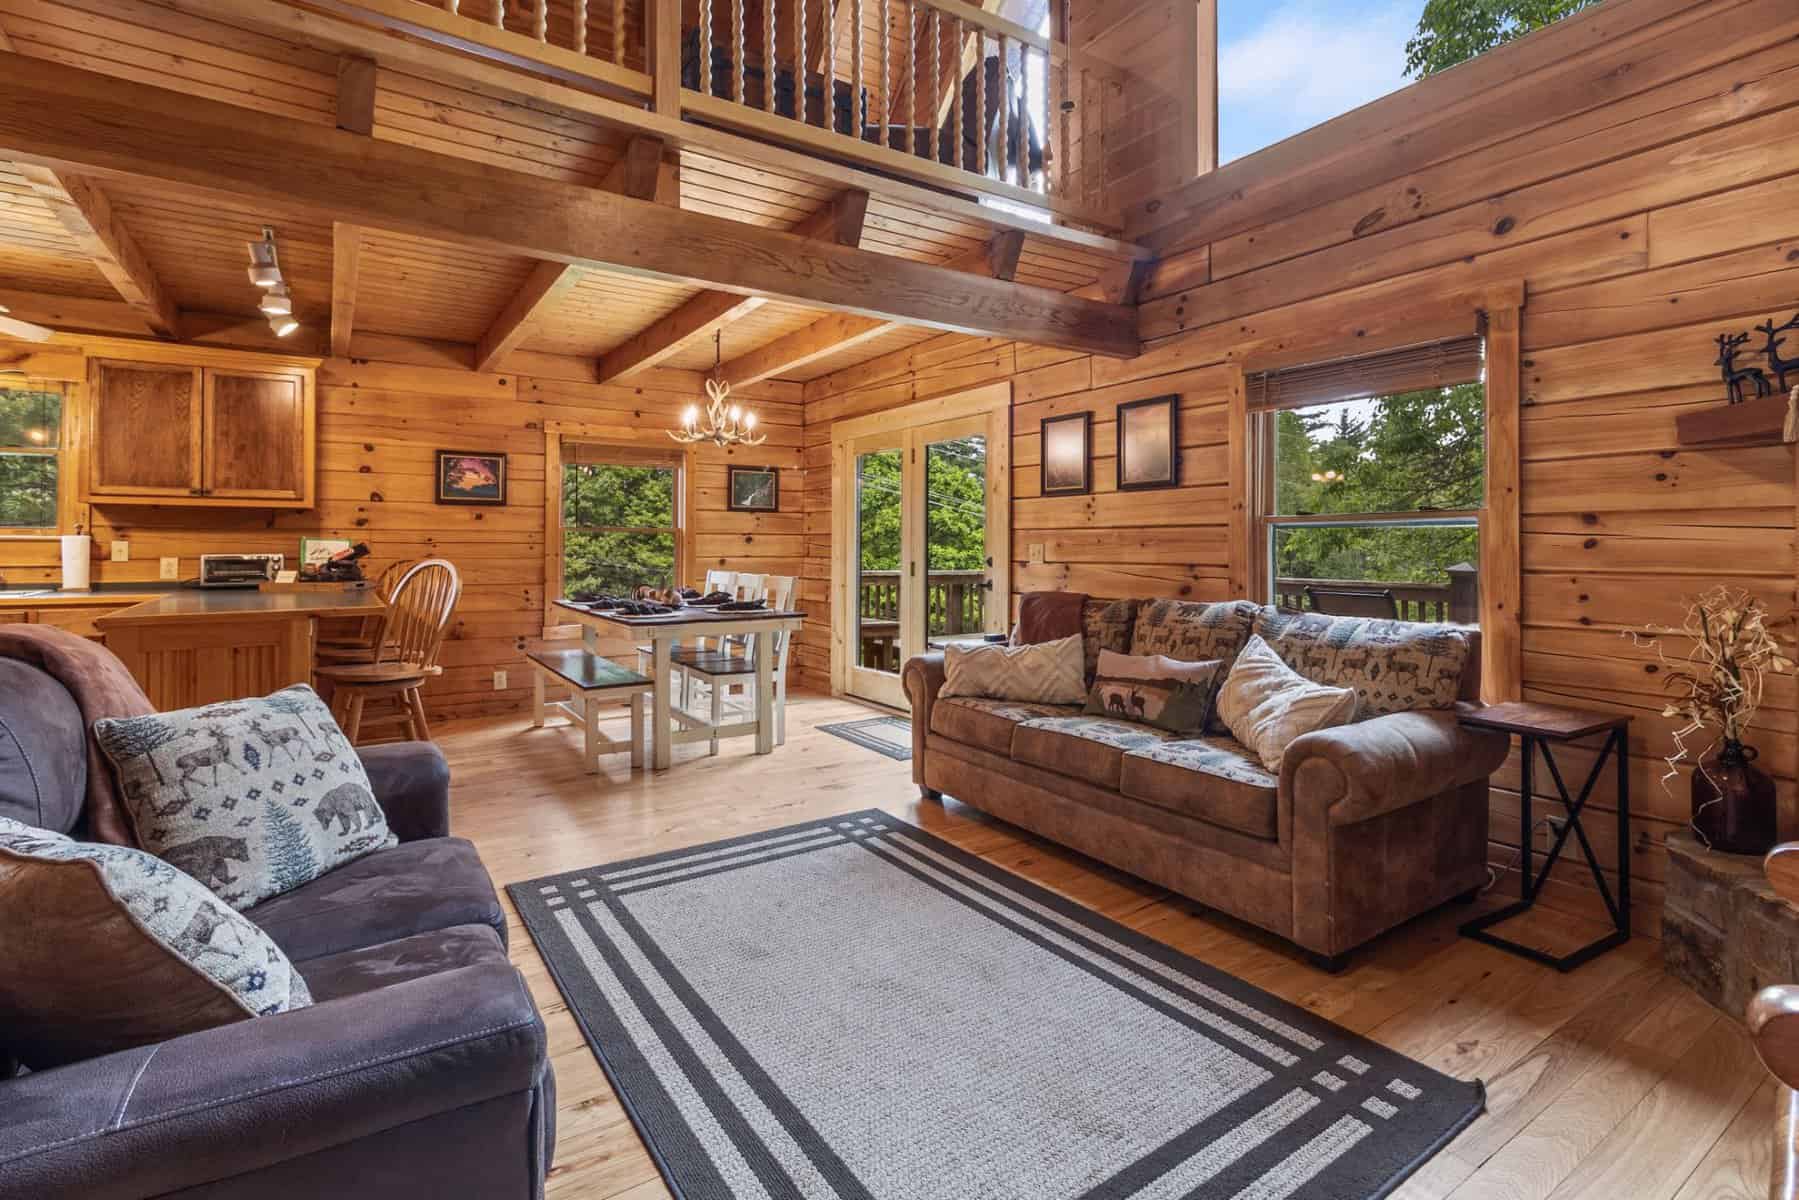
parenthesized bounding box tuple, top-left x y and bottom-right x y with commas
(798, 0, 1799, 933)
(0, 335, 802, 721)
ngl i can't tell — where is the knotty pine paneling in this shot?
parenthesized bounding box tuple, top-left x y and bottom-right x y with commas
(0, 339, 801, 723)
(798, 0, 1799, 933)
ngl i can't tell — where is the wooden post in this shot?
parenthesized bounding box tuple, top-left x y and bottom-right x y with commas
(764, 0, 775, 111)
(851, 0, 863, 138)
(905, 3, 915, 154)
(1482, 301, 1524, 702)
(733, 0, 744, 104)
(951, 16, 963, 170)
(879, 0, 889, 146)
(1178, 0, 1219, 178)
(975, 28, 985, 174)
(647, 0, 681, 114)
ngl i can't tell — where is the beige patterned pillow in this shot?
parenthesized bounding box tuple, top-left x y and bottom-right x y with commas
(942, 634, 1086, 704)
(1216, 635, 1357, 772)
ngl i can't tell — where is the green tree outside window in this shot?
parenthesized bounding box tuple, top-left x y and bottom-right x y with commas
(0, 387, 62, 530)
(561, 460, 679, 596)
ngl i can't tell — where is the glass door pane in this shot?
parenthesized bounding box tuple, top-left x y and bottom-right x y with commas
(923, 432, 989, 651)
(851, 447, 905, 702)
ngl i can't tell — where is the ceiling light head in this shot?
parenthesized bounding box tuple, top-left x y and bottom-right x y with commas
(258, 286, 293, 317)
(268, 315, 300, 338)
(247, 226, 283, 287)
(248, 265, 283, 289)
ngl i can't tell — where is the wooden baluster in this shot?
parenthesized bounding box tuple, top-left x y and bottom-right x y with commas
(997, 35, 1009, 185)
(879, 0, 889, 149)
(445, 0, 458, 14)
(733, 0, 744, 103)
(951, 16, 962, 170)
(1057, 54, 1070, 197)
(904, 3, 915, 155)
(764, 0, 775, 110)
(1021, 44, 1033, 189)
(929, 7, 939, 162)
(826, 0, 836, 133)
(493, 0, 504, 29)
(974, 29, 986, 175)
(851, 0, 863, 140)
(534, 0, 546, 42)
(701, 0, 713, 95)
(795, 0, 807, 123)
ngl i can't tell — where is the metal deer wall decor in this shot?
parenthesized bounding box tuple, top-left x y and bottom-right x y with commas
(1756, 311, 1799, 393)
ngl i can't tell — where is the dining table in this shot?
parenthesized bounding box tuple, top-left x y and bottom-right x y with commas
(551, 599, 805, 771)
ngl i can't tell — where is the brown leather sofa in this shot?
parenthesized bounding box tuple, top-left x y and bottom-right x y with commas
(903, 598, 1509, 969)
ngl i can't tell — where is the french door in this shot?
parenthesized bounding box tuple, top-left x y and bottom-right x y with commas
(835, 387, 1011, 709)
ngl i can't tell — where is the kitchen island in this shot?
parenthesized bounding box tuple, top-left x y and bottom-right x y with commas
(95, 588, 383, 710)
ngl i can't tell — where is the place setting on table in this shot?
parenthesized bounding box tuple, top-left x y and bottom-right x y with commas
(543, 581, 804, 772)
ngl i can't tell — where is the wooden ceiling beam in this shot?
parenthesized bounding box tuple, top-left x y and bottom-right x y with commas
(335, 56, 378, 135)
(330, 222, 361, 358)
(720, 230, 1023, 387)
(19, 167, 180, 341)
(0, 52, 1139, 359)
(595, 190, 872, 384)
(474, 136, 674, 373)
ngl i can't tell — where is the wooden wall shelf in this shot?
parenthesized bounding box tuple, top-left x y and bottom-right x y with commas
(1674, 390, 1799, 447)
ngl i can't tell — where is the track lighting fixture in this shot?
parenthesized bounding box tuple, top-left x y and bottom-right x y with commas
(246, 227, 301, 337)
(258, 286, 293, 317)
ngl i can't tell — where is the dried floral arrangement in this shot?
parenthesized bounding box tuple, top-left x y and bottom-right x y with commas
(1630, 585, 1795, 785)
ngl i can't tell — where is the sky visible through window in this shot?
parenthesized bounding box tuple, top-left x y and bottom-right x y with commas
(1220, 1, 1421, 165)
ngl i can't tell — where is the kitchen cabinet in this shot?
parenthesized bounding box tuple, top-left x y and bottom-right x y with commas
(83, 358, 314, 508)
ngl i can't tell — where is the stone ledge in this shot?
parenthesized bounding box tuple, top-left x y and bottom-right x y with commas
(1664, 829, 1799, 1021)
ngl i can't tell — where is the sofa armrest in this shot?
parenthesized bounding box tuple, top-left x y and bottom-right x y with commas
(0, 961, 548, 1200)
(902, 653, 947, 786)
(1282, 709, 1509, 826)
(358, 741, 452, 841)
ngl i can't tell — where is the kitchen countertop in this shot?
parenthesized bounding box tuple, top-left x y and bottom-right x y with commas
(94, 588, 385, 626)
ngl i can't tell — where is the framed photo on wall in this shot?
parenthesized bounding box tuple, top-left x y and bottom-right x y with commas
(727, 465, 781, 512)
(1040, 412, 1091, 497)
(1116, 395, 1180, 491)
(435, 451, 508, 505)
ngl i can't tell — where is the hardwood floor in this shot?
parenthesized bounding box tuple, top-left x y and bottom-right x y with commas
(439, 690, 1771, 1200)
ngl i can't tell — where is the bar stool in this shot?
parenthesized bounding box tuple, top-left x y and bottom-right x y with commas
(315, 559, 460, 744)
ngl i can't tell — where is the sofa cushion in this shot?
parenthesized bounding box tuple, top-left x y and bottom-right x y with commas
(1253, 608, 1472, 717)
(1120, 737, 1281, 840)
(1012, 715, 1179, 790)
(246, 836, 504, 963)
(1084, 650, 1224, 735)
(1081, 598, 1139, 681)
(0, 815, 310, 1069)
(0, 658, 86, 836)
(297, 923, 508, 1004)
(1217, 635, 1358, 772)
(930, 697, 1081, 756)
(941, 634, 1087, 704)
(96, 685, 397, 911)
(1130, 599, 1260, 663)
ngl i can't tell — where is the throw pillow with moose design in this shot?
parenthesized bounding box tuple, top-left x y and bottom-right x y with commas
(95, 685, 395, 910)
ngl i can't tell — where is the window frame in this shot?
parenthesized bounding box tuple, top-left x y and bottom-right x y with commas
(1248, 340, 1487, 626)
(542, 432, 686, 637)
(0, 380, 74, 537)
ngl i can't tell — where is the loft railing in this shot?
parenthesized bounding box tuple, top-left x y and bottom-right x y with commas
(393, 0, 1123, 227)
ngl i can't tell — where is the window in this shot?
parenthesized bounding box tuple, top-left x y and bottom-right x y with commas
(1252, 337, 1484, 624)
(0, 384, 65, 532)
(559, 444, 682, 598)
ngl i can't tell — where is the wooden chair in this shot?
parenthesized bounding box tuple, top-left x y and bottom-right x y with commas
(1304, 585, 1401, 620)
(676, 573, 796, 752)
(1751, 843, 1799, 1199)
(316, 558, 415, 662)
(315, 559, 461, 745)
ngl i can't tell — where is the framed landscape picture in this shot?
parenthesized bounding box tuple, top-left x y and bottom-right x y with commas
(1116, 395, 1180, 491)
(1040, 412, 1091, 497)
(436, 450, 508, 505)
(727, 465, 780, 512)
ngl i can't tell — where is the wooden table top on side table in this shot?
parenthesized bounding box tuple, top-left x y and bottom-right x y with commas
(1456, 699, 1633, 972)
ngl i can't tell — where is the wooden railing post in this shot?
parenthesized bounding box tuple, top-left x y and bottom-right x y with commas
(647, 0, 681, 113)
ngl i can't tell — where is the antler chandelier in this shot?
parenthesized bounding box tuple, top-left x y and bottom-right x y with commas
(670, 330, 766, 448)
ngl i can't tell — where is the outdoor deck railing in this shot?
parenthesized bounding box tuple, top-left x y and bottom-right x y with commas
(1274, 571, 1479, 624)
(855, 567, 985, 671)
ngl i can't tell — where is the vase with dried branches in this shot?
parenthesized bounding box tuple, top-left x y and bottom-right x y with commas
(1635, 586, 1795, 855)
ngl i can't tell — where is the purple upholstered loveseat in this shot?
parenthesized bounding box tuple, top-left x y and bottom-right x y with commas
(0, 639, 556, 1199)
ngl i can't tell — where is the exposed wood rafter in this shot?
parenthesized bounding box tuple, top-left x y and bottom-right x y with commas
(596, 189, 872, 384)
(335, 56, 378, 136)
(20, 167, 180, 341)
(474, 136, 674, 373)
(0, 50, 1138, 357)
(721, 230, 1024, 387)
(330, 222, 362, 358)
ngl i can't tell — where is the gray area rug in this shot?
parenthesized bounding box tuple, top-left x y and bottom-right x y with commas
(509, 811, 1483, 1200)
(816, 717, 912, 760)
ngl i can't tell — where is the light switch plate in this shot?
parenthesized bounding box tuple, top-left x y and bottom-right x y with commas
(493, 669, 508, 691)
(109, 540, 129, 563)
(1028, 543, 1046, 564)
(159, 556, 179, 580)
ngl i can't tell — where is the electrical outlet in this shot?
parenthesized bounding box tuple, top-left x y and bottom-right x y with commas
(109, 540, 129, 563)
(492, 669, 508, 691)
(1028, 542, 1046, 564)
(159, 556, 180, 581)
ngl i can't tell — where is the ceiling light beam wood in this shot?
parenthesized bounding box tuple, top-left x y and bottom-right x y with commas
(473, 136, 674, 373)
(720, 231, 1025, 387)
(19, 167, 180, 341)
(595, 189, 873, 384)
(335, 56, 378, 136)
(0, 53, 1139, 359)
(330, 222, 362, 357)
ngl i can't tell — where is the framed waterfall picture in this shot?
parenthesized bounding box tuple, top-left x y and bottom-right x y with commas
(727, 465, 780, 512)
(435, 450, 508, 505)
(1039, 411, 1092, 497)
(1116, 395, 1179, 491)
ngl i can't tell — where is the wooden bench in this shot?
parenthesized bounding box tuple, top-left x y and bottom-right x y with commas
(527, 650, 651, 773)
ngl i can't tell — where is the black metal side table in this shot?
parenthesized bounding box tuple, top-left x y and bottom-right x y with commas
(1456, 701, 1632, 972)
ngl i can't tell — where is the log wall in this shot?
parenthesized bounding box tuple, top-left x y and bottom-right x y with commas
(0, 334, 802, 721)
(798, 0, 1799, 933)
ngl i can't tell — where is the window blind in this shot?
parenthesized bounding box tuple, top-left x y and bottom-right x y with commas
(563, 441, 683, 468)
(1245, 336, 1484, 413)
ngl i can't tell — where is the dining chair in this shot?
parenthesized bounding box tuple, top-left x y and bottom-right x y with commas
(677, 573, 796, 752)
(634, 568, 747, 700)
(314, 559, 461, 745)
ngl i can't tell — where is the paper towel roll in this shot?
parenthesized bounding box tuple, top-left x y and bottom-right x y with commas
(60, 534, 91, 592)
